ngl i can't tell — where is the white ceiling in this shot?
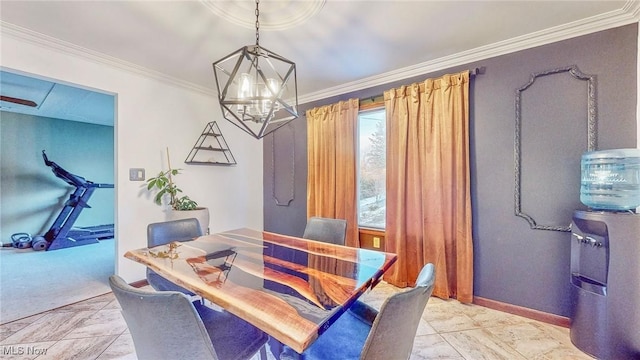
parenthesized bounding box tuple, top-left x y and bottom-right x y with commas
(0, 70, 115, 126)
(0, 0, 637, 125)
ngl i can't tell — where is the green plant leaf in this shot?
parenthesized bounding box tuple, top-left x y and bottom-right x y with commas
(174, 195, 198, 210)
(143, 153, 198, 209)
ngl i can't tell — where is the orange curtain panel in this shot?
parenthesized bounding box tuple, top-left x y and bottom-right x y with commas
(383, 71, 473, 303)
(306, 99, 359, 247)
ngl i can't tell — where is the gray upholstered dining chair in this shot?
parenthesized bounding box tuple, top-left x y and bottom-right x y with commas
(281, 263, 436, 360)
(146, 218, 202, 294)
(109, 275, 268, 360)
(302, 216, 347, 245)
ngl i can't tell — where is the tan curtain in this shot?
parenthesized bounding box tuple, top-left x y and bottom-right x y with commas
(306, 99, 359, 247)
(383, 71, 473, 303)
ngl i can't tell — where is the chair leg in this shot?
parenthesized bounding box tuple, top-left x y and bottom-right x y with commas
(268, 337, 283, 359)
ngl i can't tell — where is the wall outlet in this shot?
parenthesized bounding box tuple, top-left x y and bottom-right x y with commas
(373, 237, 380, 248)
(129, 168, 145, 181)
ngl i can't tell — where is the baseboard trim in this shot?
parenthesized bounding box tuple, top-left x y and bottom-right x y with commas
(473, 296, 570, 328)
(129, 279, 149, 288)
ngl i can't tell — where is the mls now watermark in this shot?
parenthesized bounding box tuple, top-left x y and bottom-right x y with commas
(1, 345, 48, 356)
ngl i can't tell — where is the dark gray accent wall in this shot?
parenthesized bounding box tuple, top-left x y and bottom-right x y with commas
(264, 24, 638, 316)
(264, 121, 309, 238)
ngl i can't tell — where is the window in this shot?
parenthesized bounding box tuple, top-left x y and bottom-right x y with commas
(357, 108, 386, 229)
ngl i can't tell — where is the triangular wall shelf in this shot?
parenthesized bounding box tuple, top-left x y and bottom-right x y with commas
(185, 121, 237, 165)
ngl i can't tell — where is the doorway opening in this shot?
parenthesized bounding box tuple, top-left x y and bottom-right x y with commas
(0, 69, 117, 324)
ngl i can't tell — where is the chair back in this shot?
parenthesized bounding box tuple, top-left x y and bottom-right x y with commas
(147, 217, 203, 247)
(109, 275, 218, 360)
(360, 263, 436, 360)
(302, 217, 347, 245)
(146, 218, 203, 293)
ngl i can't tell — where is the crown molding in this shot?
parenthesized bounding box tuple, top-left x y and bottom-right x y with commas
(0, 21, 217, 97)
(298, 0, 640, 105)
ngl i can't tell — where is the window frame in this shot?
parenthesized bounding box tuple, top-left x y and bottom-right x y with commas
(356, 99, 386, 233)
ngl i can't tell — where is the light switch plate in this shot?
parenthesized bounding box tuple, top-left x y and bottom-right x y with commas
(129, 168, 145, 181)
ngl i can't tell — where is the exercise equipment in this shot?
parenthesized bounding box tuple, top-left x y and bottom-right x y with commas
(36, 150, 114, 251)
(10, 233, 33, 249)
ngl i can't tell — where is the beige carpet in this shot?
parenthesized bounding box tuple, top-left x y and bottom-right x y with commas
(0, 239, 114, 324)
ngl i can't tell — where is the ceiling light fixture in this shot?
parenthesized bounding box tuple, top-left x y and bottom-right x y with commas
(212, 0, 298, 139)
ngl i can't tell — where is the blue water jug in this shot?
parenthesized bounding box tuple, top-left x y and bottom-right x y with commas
(580, 148, 640, 211)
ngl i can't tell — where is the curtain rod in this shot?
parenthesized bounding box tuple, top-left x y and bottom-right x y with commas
(360, 67, 485, 108)
(470, 66, 486, 76)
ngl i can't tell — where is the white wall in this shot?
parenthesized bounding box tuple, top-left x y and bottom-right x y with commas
(1, 32, 263, 282)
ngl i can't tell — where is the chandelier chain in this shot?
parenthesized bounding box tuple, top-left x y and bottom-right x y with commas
(255, 0, 260, 47)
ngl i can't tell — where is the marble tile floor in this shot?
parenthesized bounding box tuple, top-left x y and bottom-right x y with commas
(0, 282, 593, 360)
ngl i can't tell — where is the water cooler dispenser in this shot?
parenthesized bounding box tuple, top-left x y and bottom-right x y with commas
(570, 210, 640, 359)
(571, 149, 640, 358)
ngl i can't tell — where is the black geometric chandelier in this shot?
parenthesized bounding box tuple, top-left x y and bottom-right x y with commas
(212, 0, 298, 139)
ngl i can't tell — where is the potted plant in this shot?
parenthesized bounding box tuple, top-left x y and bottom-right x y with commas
(146, 168, 198, 211)
(145, 148, 209, 234)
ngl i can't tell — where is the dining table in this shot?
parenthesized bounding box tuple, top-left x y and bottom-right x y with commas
(124, 227, 397, 355)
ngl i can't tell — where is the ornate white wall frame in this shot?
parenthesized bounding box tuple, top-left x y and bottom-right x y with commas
(514, 65, 597, 232)
(270, 124, 295, 206)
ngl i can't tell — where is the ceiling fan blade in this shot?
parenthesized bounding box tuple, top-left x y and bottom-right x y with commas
(0, 95, 38, 107)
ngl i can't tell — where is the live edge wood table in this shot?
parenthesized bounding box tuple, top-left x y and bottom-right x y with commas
(124, 228, 397, 355)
